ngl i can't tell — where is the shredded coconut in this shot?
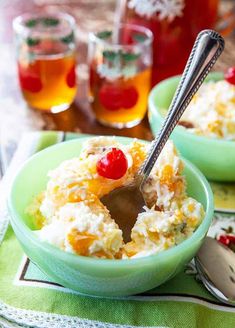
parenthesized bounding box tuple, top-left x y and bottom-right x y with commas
(181, 80, 235, 140)
(28, 137, 204, 259)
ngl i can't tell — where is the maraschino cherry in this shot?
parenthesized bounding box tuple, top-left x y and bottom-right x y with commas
(18, 64, 42, 93)
(99, 85, 123, 111)
(218, 234, 235, 252)
(96, 148, 128, 180)
(225, 67, 235, 85)
(99, 84, 138, 111)
(66, 64, 76, 88)
(122, 86, 138, 109)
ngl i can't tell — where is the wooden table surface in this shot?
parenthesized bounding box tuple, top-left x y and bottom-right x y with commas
(0, 0, 235, 150)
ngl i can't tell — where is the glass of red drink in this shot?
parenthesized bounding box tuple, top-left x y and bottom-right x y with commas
(116, 0, 219, 85)
(13, 12, 77, 113)
(88, 23, 153, 128)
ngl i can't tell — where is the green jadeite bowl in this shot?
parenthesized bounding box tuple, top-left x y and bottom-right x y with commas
(8, 136, 214, 297)
(149, 72, 235, 182)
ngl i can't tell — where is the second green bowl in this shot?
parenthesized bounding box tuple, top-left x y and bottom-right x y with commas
(148, 72, 235, 182)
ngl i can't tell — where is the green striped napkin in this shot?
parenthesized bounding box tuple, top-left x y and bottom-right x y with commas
(0, 131, 235, 328)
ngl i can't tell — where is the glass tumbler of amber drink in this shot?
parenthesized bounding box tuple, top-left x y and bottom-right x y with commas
(88, 24, 153, 128)
(13, 12, 77, 113)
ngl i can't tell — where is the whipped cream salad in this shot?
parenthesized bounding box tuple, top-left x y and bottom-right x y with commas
(28, 137, 204, 259)
(180, 79, 235, 140)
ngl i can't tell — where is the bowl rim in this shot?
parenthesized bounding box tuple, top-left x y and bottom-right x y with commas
(8, 136, 214, 269)
(148, 72, 235, 147)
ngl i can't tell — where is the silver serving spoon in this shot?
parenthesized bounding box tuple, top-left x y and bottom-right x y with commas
(195, 237, 235, 306)
(101, 30, 224, 242)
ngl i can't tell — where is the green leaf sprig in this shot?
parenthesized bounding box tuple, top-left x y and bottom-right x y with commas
(103, 50, 140, 63)
(103, 50, 118, 61)
(61, 31, 75, 44)
(133, 33, 148, 43)
(25, 19, 38, 28)
(26, 37, 40, 47)
(25, 16, 60, 29)
(41, 17, 59, 27)
(96, 30, 112, 40)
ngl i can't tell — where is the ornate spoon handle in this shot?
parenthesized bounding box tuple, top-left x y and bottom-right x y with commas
(139, 29, 224, 187)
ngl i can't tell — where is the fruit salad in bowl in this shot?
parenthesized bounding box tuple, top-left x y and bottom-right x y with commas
(8, 136, 213, 296)
(179, 67, 235, 140)
(149, 70, 235, 181)
(28, 137, 204, 260)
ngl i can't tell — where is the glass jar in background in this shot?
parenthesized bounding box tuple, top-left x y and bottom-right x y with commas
(88, 24, 153, 128)
(13, 12, 77, 113)
(116, 0, 219, 85)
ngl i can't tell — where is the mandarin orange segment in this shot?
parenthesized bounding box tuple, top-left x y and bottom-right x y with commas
(92, 250, 112, 259)
(173, 179, 185, 194)
(67, 182, 80, 189)
(123, 241, 139, 257)
(129, 142, 147, 173)
(208, 120, 222, 136)
(83, 178, 125, 198)
(67, 229, 97, 256)
(148, 231, 160, 243)
(160, 165, 174, 189)
(68, 192, 83, 203)
(114, 249, 123, 259)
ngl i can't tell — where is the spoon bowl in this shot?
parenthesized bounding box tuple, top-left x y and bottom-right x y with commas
(195, 236, 235, 305)
(101, 182, 144, 242)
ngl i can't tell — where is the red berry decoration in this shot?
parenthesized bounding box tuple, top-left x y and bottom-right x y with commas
(99, 84, 138, 111)
(225, 67, 235, 85)
(218, 235, 230, 246)
(18, 64, 42, 93)
(66, 64, 76, 88)
(96, 148, 128, 180)
(122, 86, 138, 109)
(99, 85, 123, 111)
(227, 235, 235, 243)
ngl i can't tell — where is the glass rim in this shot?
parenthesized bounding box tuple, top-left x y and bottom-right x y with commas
(89, 23, 153, 50)
(12, 11, 76, 37)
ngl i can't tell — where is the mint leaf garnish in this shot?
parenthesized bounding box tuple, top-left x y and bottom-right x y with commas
(103, 50, 118, 62)
(25, 18, 38, 28)
(26, 37, 40, 47)
(41, 17, 59, 27)
(133, 33, 147, 43)
(97, 31, 112, 40)
(61, 32, 74, 44)
(121, 52, 140, 61)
